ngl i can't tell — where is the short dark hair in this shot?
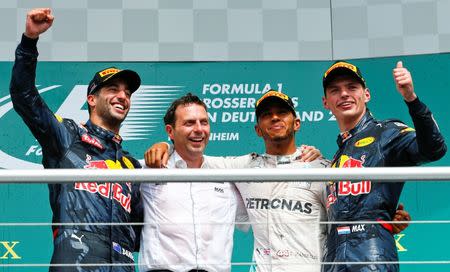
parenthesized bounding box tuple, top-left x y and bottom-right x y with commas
(164, 93, 208, 126)
(87, 91, 100, 115)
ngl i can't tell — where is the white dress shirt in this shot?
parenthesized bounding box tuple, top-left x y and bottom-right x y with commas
(139, 151, 247, 272)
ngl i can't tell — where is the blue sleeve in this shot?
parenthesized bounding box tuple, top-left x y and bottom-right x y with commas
(406, 97, 447, 161)
(387, 97, 446, 165)
(131, 182, 143, 252)
(9, 34, 72, 158)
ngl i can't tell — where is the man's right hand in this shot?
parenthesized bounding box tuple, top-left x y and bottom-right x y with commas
(144, 142, 170, 168)
(25, 8, 54, 39)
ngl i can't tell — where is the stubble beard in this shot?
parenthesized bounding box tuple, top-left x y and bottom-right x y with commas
(98, 104, 127, 130)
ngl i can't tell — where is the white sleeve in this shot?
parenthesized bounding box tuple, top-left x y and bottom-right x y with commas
(205, 154, 253, 169)
(232, 184, 250, 232)
(318, 198, 328, 252)
(314, 159, 330, 241)
(309, 158, 331, 208)
(138, 159, 147, 169)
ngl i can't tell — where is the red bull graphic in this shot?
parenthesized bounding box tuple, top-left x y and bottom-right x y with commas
(339, 181, 371, 196)
(74, 182, 131, 213)
(76, 156, 132, 212)
(337, 155, 371, 196)
(328, 155, 372, 206)
(83, 155, 135, 170)
(340, 155, 365, 168)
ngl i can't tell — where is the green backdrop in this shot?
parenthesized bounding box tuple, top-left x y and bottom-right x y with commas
(0, 54, 449, 271)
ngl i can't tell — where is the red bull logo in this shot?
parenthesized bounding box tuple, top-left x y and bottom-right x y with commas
(76, 157, 133, 212)
(341, 155, 365, 168)
(338, 155, 371, 196)
(74, 182, 132, 213)
(338, 181, 371, 196)
(328, 155, 372, 202)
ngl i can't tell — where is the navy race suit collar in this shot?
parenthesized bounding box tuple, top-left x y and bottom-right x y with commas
(336, 109, 373, 147)
(84, 120, 123, 145)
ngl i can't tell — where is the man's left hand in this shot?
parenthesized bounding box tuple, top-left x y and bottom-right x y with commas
(300, 145, 322, 162)
(393, 61, 417, 102)
(392, 203, 411, 234)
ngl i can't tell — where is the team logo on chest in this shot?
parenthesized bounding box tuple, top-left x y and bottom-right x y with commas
(74, 155, 133, 212)
(337, 155, 371, 196)
(339, 180, 371, 196)
(327, 155, 372, 207)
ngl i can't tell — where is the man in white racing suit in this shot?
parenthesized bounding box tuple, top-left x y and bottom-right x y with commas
(206, 90, 329, 272)
(208, 153, 329, 272)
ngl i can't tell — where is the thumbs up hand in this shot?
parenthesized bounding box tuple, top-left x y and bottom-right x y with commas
(393, 61, 417, 102)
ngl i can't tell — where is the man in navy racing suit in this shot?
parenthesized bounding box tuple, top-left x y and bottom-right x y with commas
(321, 61, 447, 271)
(10, 8, 142, 272)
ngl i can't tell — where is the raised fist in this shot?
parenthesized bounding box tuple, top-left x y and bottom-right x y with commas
(25, 8, 54, 39)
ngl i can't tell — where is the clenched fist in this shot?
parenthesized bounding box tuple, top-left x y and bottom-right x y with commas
(25, 8, 54, 39)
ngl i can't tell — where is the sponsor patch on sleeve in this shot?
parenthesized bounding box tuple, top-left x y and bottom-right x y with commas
(54, 114, 64, 123)
(400, 127, 415, 133)
(393, 122, 408, 128)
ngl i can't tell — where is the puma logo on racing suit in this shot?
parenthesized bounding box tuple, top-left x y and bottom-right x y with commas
(70, 234, 84, 245)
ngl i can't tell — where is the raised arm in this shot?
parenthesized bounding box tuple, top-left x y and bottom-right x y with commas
(10, 8, 70, 157)
(390, 61, 446, 163)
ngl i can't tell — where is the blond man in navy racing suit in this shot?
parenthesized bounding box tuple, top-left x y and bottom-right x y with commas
(321, 61, 446, 272)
